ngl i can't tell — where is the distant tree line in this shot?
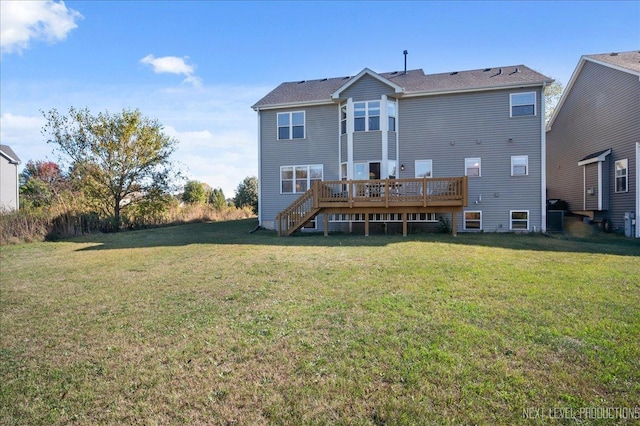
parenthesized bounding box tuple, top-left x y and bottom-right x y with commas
(1, 107, 257, 244)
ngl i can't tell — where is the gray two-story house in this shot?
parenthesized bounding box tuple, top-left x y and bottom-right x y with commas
(546, 51, 639, 237)
(253, 64, 552, 236)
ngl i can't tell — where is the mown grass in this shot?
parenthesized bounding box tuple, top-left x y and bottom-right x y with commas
(1, 219, 639, 425)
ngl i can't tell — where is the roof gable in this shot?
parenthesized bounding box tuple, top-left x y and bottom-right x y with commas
(0, 144, 20, 164)
(331, 68, 404, 100)
(547, 51, 640, 130)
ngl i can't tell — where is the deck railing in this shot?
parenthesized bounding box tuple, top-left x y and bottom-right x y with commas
(316, 176, 468, 207)
(277, 176, 467, 236)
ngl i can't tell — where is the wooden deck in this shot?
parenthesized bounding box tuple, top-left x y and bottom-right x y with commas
(276, 176, 468, 236)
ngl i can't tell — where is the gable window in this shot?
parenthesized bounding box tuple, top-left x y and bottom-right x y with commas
(281, 165, 323, 194)
(354, 101, 380, 132)
(464, 211, 482, 230)
(510, 92, 536, 117)
(465, 158, 481, 177)
(510, 210, 529, 230)
(415, 160, 433, 178)
(615, 159, 628, 193)
(277, 111, 305, 140)
(511, 155, 528, 176)
(388, 101, 396, 131)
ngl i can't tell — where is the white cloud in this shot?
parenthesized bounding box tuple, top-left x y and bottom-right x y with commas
(140, 54, 202, 87)
(0, 0, 82, 55)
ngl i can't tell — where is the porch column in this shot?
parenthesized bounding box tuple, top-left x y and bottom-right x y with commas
(365, 214, 370, 236)
(451, 212, 457, 237)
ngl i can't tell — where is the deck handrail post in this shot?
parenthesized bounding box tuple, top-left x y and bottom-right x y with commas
(385, 178, 389, 208)
(423, 176, 427, 207)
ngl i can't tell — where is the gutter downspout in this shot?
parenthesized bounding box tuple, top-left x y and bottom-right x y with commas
(540, 82, 547, 233)
(256, 109, 262, 227)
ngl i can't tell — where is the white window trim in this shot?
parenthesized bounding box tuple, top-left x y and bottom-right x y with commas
(280, 164, 323, 194)
(511, 155, 529, 176)
(277, 111, 306, 140)
(465, 157, 481, 177)
(510, 210, 530, 231)
(464, 211, 482, 231)
(388, 100, 397, 132)
(354, 100, 381, 132)
(615, 158, 628, 193)
(510, 92, 536, 117)
(415, 159, 433, 178)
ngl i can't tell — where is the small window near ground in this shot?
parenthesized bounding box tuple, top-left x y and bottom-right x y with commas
(511, 155, 528, 176)
(465, 158, 481, 177)
(510, 210, 529, 230)
(510, 92, 536, 117)
(615, 159, 628, 193)
(464, 211, 482, 230)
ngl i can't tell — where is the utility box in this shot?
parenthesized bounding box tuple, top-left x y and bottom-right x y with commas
(624, 212, 635, 238)
(547, 210, 564, 232)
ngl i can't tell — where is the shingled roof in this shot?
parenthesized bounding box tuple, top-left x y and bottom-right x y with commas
(253, 65, 553, 109)
(0, 144, 21, 164)
(585, 51, 640, 74)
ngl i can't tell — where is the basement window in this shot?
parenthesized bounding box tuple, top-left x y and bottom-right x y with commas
(510, 210, 529, 230)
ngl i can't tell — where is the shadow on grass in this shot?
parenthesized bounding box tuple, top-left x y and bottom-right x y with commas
(70, 218, 640, 256)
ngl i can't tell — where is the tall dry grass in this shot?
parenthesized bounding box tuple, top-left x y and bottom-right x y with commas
(0, 203, 255, 245)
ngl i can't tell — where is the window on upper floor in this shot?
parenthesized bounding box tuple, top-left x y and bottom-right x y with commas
(340, 104, 347, 135)
(354, 101, 380, 132)
(511, 155, 528, 176)
(510, 210, 529, 230)
(280, 165, 323, 194)
(388, 101, 396, 131)
(465, 158, 481, 177)
(415, 160, 433, 178)
(615, 159, 628, 193)
(510, 92, 536, 117)
(277, 111, 305, 140)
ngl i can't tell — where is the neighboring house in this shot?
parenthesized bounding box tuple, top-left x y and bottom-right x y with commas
(546, 51, 640, 237)
(0, 144, 21, 211)
(253, 64, 552, 236)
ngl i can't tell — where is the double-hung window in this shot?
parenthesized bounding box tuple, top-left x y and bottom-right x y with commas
(615, 159, 628, 192)
(511, 155, 528, 176)
(510, 92, 536, 117)
(510, 210, 529, 230)
(281, 165, 323, 194)
(277, 111, 305, 140)
(354, 101, 380, 132)
(465, 158, 481, 177)
(388, 101, 396, 131)
(464, 211, 482, 230)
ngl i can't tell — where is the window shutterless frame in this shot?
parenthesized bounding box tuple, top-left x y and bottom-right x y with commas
(510, 92, 536, 117)
(465, 158, 481, 177)
(510, 210, 529, 230)
(277, 111, 305, 140)
(280, 165, 323, 194)
(464, 211, 482, 230)
(511, 155, 528, 176)
(615, 159, 628, 193)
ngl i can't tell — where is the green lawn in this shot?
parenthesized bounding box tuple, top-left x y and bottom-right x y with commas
(1, 219, 639, 425)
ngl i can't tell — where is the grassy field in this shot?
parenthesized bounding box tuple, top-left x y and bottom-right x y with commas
(1, 219, 639, 425)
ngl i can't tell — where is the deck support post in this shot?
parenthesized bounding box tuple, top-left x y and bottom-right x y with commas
(402, 213, 408, 236)
(324, 214, 329, 236)
(364, 214, 370, 236)
(451, 212, 457, 237)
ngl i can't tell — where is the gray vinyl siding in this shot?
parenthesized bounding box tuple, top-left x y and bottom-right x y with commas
(398, 88, 544, 233)
(585, 163, 599, 210)
(388, 132, 397, 160)
(259, 104, 339, 229)
(0, 156, 19, 211)
(341, 75, 396, 101)
(340, 135, 348, 163)
(547, 60, 639, 232)
(353, 132, 383, 162)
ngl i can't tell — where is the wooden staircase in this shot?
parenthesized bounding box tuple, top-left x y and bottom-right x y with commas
(276, 185, 322, 236)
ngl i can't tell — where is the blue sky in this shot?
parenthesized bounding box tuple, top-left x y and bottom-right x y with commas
(1, 0, 638, 196)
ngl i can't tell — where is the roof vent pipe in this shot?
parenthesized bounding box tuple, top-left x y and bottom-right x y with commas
(403, 50, 408, 75)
